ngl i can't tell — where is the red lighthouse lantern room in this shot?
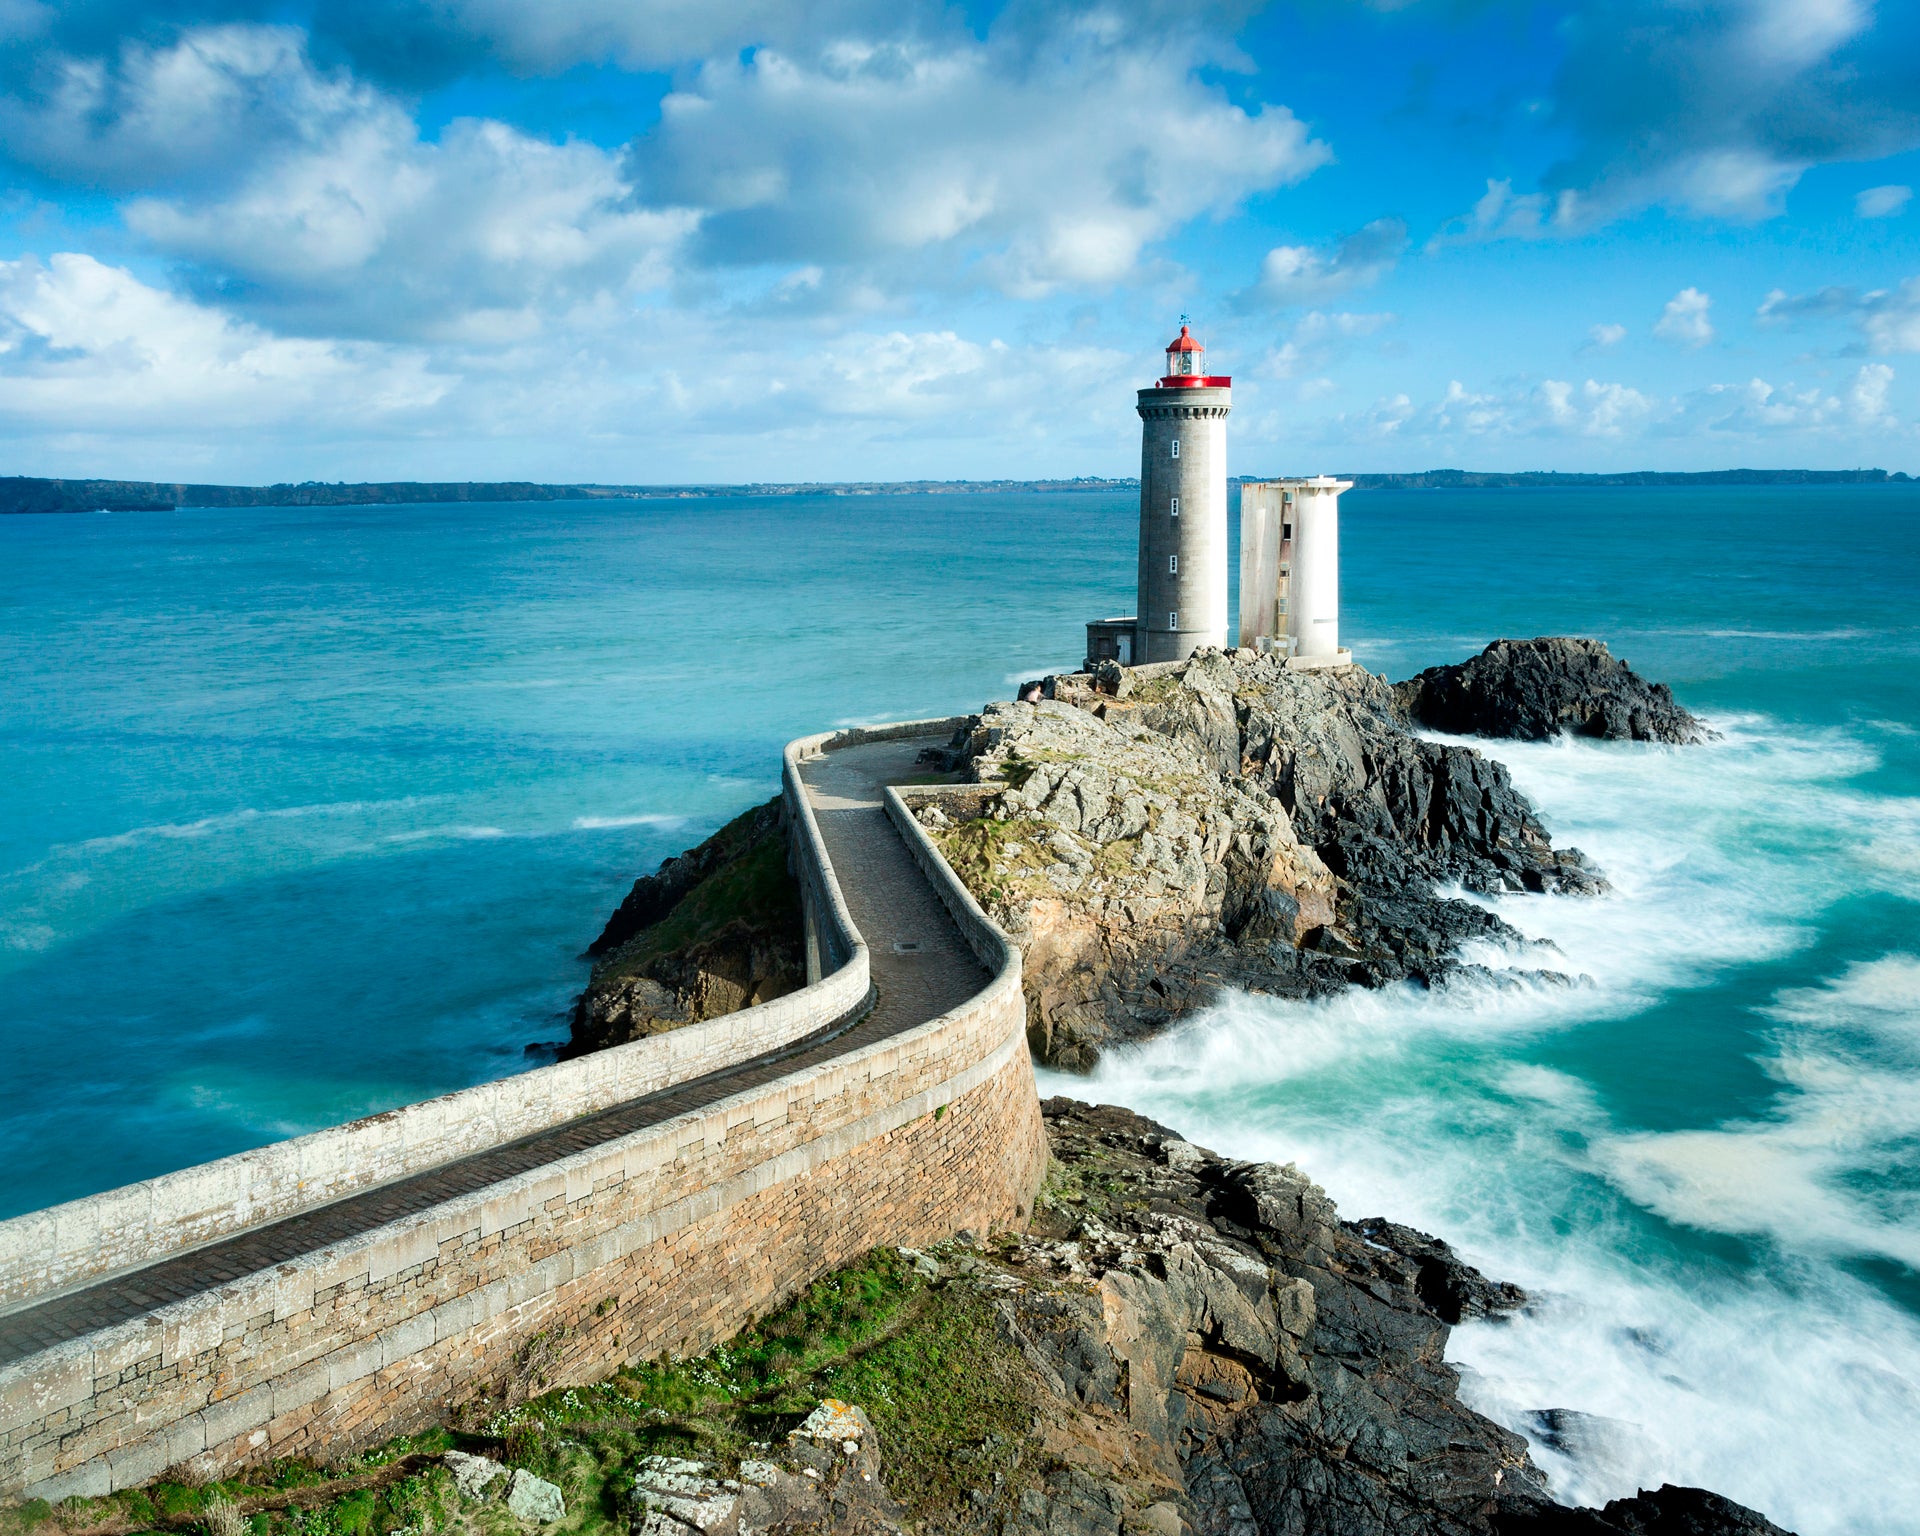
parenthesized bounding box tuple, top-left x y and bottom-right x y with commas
(1159, 323, 1230, 387)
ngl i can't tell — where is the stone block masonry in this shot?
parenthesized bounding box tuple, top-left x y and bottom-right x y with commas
(0, 723, 1046, 1501)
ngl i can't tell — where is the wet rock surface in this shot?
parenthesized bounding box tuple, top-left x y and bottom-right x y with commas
(947, 1099, 1792, 1536)
(923, 645, 1633, 1068)
(1495, 1484, 1794, 1536)
(1393, 640, 1710, 746)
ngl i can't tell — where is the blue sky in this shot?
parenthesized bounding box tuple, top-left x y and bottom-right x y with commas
(1, 0, 1916, 482)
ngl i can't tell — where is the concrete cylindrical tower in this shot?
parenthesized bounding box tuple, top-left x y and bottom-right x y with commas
(1136, 324, 1231, 663)
(1286, 476, 1352, 660)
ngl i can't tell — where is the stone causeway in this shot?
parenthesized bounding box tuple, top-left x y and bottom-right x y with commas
(0, 721, 1048, 1501)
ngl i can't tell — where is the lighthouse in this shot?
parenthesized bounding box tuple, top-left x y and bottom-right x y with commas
(1133, 323, 1232, 663)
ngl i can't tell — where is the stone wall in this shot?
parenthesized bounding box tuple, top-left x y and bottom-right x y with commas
(0, 750, 870, 1316)
(0, 726, 1044, 1501)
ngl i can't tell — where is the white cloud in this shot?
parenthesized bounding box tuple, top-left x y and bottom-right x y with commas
(627, 17, 1329, 297)
(1758, 277, 1920, 354)
(1324, 360, 1902, 450)
(1243, 219, 1406, 308)
(1262, 310, 1394, 379)
(0, 253, 446, 430)
(1848, 362, 1896, 424)
(1587, 322, 1627, 348)
(0, 248, 1151, 479)
(1419, 2, 1917, 239)
(311, 0, 927, 78)
(131, 112, 692, 343)
(1664, 363, 1900, 435)
(1338, 376, 1659, 442)
(1656, 148, 1807, 222)
(1429, 177, 1577, 248)
(3, 24, 693, 345)
(0, 25, 370, 191)
(1856, 185, 1912, 219)
(1654, 287, 1715, 348)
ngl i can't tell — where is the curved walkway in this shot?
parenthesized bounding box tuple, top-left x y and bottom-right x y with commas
(0, 732, 982, 1368)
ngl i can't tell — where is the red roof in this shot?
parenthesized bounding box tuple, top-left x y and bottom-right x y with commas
(1166, 324, 1204, 354)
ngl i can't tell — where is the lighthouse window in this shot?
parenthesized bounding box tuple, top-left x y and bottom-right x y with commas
(1170, 496, 1180, 517)
(1169, 554, 1178, 573)
(1282, 523, 1292, 539)
(1168, 611, 1178, 628)
(1170, 439, 1180, 459)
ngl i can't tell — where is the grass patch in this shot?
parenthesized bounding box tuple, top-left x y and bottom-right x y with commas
(491, 1250, 1037, 1520)
(813, 1282, 1033, 1514)
(1, 1253, 1037, 1536)
(1125, 673, 1186, 707)
(2, 1443, 459, 1536)
(930, 814, 1061, 906)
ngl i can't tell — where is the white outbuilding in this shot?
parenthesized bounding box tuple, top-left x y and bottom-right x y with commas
(1237, 476, 1354, 669)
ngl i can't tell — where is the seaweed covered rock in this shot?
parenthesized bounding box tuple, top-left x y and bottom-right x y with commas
(567, 796, 805, 1057)
(1393, 639, 1710, 745)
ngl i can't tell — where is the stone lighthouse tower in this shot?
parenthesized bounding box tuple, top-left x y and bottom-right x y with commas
(1135, 323, 1231, 662)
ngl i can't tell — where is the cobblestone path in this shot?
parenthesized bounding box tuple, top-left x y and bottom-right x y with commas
(0, 733, 985, 1366)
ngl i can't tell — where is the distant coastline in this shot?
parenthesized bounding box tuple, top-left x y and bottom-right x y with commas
(1, 465, 1910, 514)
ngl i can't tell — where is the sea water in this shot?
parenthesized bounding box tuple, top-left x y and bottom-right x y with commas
(3, 486, 1917, 1531)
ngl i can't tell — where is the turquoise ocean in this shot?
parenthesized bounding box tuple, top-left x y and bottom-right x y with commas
(2, 487, 1917, 1531)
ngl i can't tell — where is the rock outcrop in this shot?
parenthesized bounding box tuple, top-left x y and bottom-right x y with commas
(567, 796, 806, 1057)
(1498, 1484, 1793, 1536)
(964, 1099, 1791, 1536)
(629, 1401, 908, 1536)
(923, 647, 1611, 1068)
(18, 1104, 1789, 1536)
(1394, 639, 1710, 745)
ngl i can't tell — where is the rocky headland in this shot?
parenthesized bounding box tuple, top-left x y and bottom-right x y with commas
(574, 637, 1703, 1072)
(4, 650, 1767, 1536)
(915, 638, 1700, 1069)
(10, 1101, 1788, 1536)
(495, 637, 1780, 1534)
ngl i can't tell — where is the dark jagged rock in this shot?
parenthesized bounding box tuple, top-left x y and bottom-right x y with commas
(1351, 1217, 1527, 1325)
(1393, 639, 1711, 745)
(1497, 1484, 1794, 1536)
(1222, 652, 1606, 900)
(976, 1100, 1794, 1536)
(566, 796, 804, 1057)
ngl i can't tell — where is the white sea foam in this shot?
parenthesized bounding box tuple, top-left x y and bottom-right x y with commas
(382, 824, 507, 844)
(571, 813, 685, 830)
(0, 797, 439, 878)
(1051, 714, 1920, 1534)
(1599, 956, 1920, 1268)
(0, 794, 508, 968)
